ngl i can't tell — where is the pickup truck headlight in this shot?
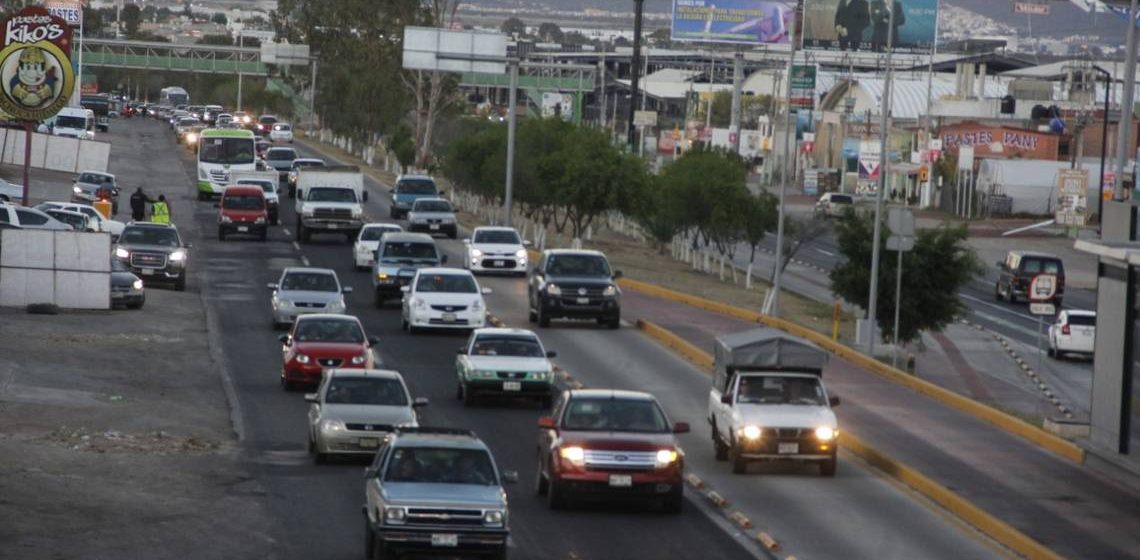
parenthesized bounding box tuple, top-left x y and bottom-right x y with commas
(741, 425, 762, 440)
(471, 248, 483, 258)
(559, 446, 585, 466)
(815, 426, 836, 441)
(602, 285, 618, 297)
(114, 247, 130, 259)
(655, 449, 679, 466)
(295, 353, 311, 364)
(384, 507, 407, 525)
(529, 370, 549, 381)
(515, 249, 527, 259)
(255, 216, 266, 224)
(482, 510, 504, 527)
(351, 209, 363, 219)
(471, 299, 483, 311)
(302, 209, 314, 217)
(376, 272, 392, 283)
(320, 419, 345, 432)
(73, 185, 82, 194)
(169, 250, 187, 262)
(545, 284, 562, 296)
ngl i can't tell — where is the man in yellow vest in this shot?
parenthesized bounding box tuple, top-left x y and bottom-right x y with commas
(151, 194, 171, 224)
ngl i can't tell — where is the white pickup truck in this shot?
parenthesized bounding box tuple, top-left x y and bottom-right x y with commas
(294, 165, 366, 243)
(707, 328, 841, 476)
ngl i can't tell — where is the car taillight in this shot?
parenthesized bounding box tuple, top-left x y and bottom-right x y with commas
(1062, 324, 1070, 335)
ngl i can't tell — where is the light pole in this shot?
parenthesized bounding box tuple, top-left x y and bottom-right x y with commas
(865, 2, 898, 354)
(770, 3, 800, 318)
(1091, 65, 1111, 231)
(1113, 0, 1138, 201)
(626, 0, 645, 151)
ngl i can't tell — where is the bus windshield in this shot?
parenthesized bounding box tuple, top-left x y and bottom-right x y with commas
(55, 116, 87, 130)
(199, 137, 255, 165)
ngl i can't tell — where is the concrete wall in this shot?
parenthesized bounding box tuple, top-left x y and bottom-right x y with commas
(0, 128, 111, 173)
(0, 229, 110, 309)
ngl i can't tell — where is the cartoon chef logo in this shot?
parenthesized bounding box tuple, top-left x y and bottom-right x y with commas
(0, 7, 74, 121)
(9, 46, 57, 108)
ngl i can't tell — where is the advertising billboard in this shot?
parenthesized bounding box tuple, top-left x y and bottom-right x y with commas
(671, 0, 796, 45)
(0, 6, 76, 122)
(801, 0, 939, 53)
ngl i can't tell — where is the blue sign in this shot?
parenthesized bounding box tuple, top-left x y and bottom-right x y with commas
(671, 0, 796, 45)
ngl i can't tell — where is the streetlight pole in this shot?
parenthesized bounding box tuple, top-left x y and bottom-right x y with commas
(1093, 65, 1111, 231)
(1113, 0, 1138, 202)
(770, 4, 800, 318)
(504, 59, 520, 228)
(626, 0, 645, 151)
(865, 2, 897, 354)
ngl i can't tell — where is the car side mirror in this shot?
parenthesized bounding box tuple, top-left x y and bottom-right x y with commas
(546, 350, 557, 358)
(612, 270, 623, 279)
(185, 242, 193, 249)
(995, 260, 1004, 268)
(363, 467, 378, 479)
(412, 397, 429, 408)
(440, 254, 448, 264)
(501, 470, 519, 484)
(439, 190, 447, 197)
(481, 286, 492, 295)
(673, 422, 691, 434)
(278, 334, 290, 345)
(267, 282, 278, 290)
(388, 188, 395, 194)
(457, 347, 466, 355)
(342, 286, 354, 294)
(462, 238, 470, 244)
(367, 336, 381, 346)
(304, 393, 318, 403)
(400, 285, 410, 293)
(720, 393, 733, 405)
(829, 396, 841, 407)
(537, 416, 556, 429)
(523, 240, 533, 247)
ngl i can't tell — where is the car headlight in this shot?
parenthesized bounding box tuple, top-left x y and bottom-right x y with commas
(602, 285, 618, 297)
(277, 298, 292, 308)
(546, 284, 561, 296)
(472, 299, 483, 311)
(384, 506, 406, 525)
(351, 354, 367, 365)
(114, 247, 130, 259)
(169, 250, 187, 262)
(483, 510, 504, 527)
(471, 248, 483, 258)
(295, 353, 311, 364)
(132, 279, 144, 290)
(559, 446, 585, 465)
(515, 249, 527, 258)
(413, 298, 425, 309)
(742, 425, 762, 440)
(351, 209, 362, 219)
(187, 133, 198, 144)
(302, 209, 314, 217)
(529, 370, 549, 381)
(320, 419, 345, 432)
(255, 216, 266, 224)
(656, 449, 679, 466)
(220, 215, 232, 223)
(242, 116, 251, 124)
(73, 185, 82, 194)
(815, 426, 836, 441)
(376, 272, 392, 283)
(470, 369, 496, 379)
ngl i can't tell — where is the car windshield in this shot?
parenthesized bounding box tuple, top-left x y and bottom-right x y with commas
(307, 188, 356, 203)
(120, 227, 180, 247)
(78, 173, 111, 185)
(546, 254, 611, 277)
(267, 149, 296, 161)
(281, 272, 339, 292)
(179, 118, 198, 126)
(736, 375, 826, 406)
(384, 447, 497, 485)
(56, 116, 87, 129)
(49, 211, 85, 228)
(382, 242, 437, 261)
(324, 377, 407, 406)
(222, 194, 263, 210)
(1067, 314, 1096, 326)
(1023, 258, 1062, 274)
(396, 179, 437, 195)
(471, 335, 544, 358)
(562, 397, 669, 433)
(830, 195, 853, 204)
(199, 137, 255, 164)
(416, 274, 477, 293)
(413, 200, 452, 213)
(294, 319, 364, 343)
(361, 226, 400, 241)
(474, 230, 521, 244)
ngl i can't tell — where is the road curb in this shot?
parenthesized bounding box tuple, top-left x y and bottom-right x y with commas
(635, 319, 714, 372)
(619, 278, 1085, 464)
(959, 318, 1076, 420)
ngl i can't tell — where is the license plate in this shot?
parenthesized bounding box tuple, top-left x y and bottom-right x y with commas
(237, 226, 248, 232)
(503, 381, 521, 391)
(429, 224, 440, 230)
(778, 442, 799, 454)
(442, 312, 457, 323)
(358, 437, 379, 448)
(431, 534, 458, 548)
(576, 297, 590, 304)
(609, 474, 633, 487)
(494, 260, 504, 267)
(140, 268, 154, 276)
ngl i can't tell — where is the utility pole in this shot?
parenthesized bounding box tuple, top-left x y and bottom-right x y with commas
(626, 0, 645, 151)
(236, 31, 244, 111)
(865, 2, 898, 354)
(504, 59, 520, 228)
(1093, 65, 1111, 231)
(770, 5, 800, 318)
(598, 52, 607, 128)
(730, 50, 744, 154)
(1114, 0, 1138, 201)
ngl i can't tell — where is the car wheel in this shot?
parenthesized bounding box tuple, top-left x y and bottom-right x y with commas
(197, 191, 206, 201)
(462, 383, 476, 407)
(218, 227, 225, 241)
(994, 282, 1002, 302)
(535, 456, 549, 496)
(280, 375, 294, 392)
(174, 275, 186, 292)
(729, 437, 748, 474)
(1047, 345, 1056, 358)
(819, 457, 838, 477)
(537, 306, 550, 328)
(490, 544, 508, 560)
(606, 315, 621, 330)
(528, 306, 537, 323)
(712, 424, 728, 461)
(389, 208, 397, 219)
(295, 222, 303, 241)
(259, 230, 268, 242)
(546, 478, 567, 510)
(313, 450, 326, 464)
(662, 485, 684, 514)
(540, 395, 553, 409)
(127, 299, 145, 310)
(363, 517, 376, 560)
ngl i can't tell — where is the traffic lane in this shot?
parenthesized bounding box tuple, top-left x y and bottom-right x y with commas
(475, 276, 1004, 560)
(280, 194, 763, 559)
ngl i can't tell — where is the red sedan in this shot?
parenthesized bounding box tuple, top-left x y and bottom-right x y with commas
(536, 389, 689, 513)
(279, 314, 379, 390)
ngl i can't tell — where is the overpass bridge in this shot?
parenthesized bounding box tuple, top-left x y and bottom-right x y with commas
(79, 38, 267, 75)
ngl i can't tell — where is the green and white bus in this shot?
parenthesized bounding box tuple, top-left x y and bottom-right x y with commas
(196, 128, 256, 199)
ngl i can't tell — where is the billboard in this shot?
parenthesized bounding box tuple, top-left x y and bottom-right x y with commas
(671, 0, 796, 45)
(801, 0, 939, 53)
(0, 7, 76, 122)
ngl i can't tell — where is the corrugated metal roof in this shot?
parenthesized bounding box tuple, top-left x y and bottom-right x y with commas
(854, 75, 1008, 119)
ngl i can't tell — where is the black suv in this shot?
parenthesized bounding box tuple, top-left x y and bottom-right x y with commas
(114, 223, 192, 291)
(995, 250, 1065, 305)
(528, 249, 622, 329)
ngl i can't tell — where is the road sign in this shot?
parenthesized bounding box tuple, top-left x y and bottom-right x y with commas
(1029, 274, 1057, 302)
(633, 110, 657, 127)
(1014, 2, 1050, 15)
(1054, 169, 1088, 226)
(402, 27, 506, 74)
(790, 64, 816, 109)
(1029, 302, 1056, 316)
(888, 207, 916, 237)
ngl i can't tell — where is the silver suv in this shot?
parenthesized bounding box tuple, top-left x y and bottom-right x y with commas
(364, 428, 516, 560)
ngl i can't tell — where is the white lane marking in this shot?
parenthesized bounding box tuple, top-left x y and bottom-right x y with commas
(301, 256, 311, 266)
(970, 309, 1044, 340)
(815, 248, 835, 256)
(960, 293, 1039, 324)
(282, 228, 291, 236)
(291, 241, 301, 252)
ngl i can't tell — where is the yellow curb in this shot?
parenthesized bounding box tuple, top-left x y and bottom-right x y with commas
(638, 319, 1065, 560)
(619, 278, 1084, 465)
(757, 532, 781, 551)
(728, 511, 753, 529)
(635, 319, 714, 372)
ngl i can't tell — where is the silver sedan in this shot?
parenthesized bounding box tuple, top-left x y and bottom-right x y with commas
(269, 267, 351, 329)
(306, 369, 427, 462)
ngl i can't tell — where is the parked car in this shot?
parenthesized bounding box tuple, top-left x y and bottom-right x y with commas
(216, 185, 268, 241)
(464, 226, 530, 275)
(71, 170, 119, 214)
(389, 175, 441, 219)
(1048, 310, 1096, 359)
(528, 249, 622, 329)
(113, 222, 192, 291)
(279, 314, 379, 390)
(995, 251, 1065, 305)
(536, 389, 688, 512)
(269, 122, 294, 143)
(306, 368, 427, 462)
(36, 201, 125, 238)
(401, 268, 490, 333)
(268, 267, 351, 329)
(813, 192, 855, 218)
(354, 223, 404, 271)
(456, 328, 556, 407)
(0, 177, 22, 202)
(44, 208, 92, 232)
(110, 258, 145, 309)
(372, 232, 447, 307)
(363, 428, 515, 560)
(406, 198, 458, 239)
(0, 202, 74, 230)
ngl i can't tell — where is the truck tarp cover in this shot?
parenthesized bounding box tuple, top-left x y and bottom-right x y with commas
(715, 328, 828, 373)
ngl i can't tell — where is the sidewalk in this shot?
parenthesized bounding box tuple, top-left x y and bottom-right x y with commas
(619, 288, 1140, 560)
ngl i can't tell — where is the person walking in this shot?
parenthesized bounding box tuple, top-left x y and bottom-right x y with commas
(151, 194, 171, 225)
(129, 187, 153, 222)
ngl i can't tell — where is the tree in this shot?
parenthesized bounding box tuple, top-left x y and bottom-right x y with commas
(829, 212, 983, 344)
(391, 126, 417, 172)
(501, 17, 526, 36)
(400, 0, 463, 168)
(551, 126, 646, 240)
(634, 176, 684, 254)
(658, 146, 750, 249)
(197, 34, 234, 46)
(701, 91, 774, 128)
(122, 4, 142, 36)
(768, 216, 828, 283)
(537, 22, 563, 43)
(739, 193, 779, 287)
(211, 12, 228, 25)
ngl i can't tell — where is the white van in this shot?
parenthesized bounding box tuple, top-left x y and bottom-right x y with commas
(52, 107, 95, 140)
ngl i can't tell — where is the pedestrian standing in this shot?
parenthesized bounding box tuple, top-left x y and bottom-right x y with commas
(152, 194, 171, 224)
(129, 187, 153, 222)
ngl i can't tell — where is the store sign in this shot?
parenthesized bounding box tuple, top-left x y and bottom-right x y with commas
(0, 6, 75, 122)
(1055, 169, 1088, 226)
(859, 140, 880, 179)
(44, 2, 83, 27)
(939, 124, 1058, 160)
(790, 64, 816, 109)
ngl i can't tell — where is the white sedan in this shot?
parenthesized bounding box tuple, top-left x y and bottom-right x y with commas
(1048, 310, 1096, 359)
(35, 201, 125, 238)
(269, 123, 294, 143)
(401, 268, 490, 333)
(464, 226, 530, 276)
(353, 223, 404, 271)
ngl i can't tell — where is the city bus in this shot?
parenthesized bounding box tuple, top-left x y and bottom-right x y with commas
(160, 86, 190, 108)
(197, 129, 256, 199)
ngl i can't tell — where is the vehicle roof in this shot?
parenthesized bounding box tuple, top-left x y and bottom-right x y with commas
(416, 267, 472, 276)
(282, 266, 338, 276)
(294, 313, 359, 323)
(381, 232, 435, 243)
(472, 327, 538, 338)
(222, 185, 265, 195)
(473, 226, 518, 233)
(543, 248, 607, 257)
(411, 197, 449, 204)
(201, 128, 253, 138)
(362, 222, 403, 229)
(78, 170, 115, 179)
(567, 389, 657, 401)
(123, 222, 177, 231)
(1008, 250, 1061, 259)
(1064, 310, 1096, 317)
(294, 158, 324, 164)
(391, 431, 487, 450)
(324, 368, 404, 381)
(266, 146, 296, 152)
(46, 208, 86, 218)
(396, 174, 435, 181)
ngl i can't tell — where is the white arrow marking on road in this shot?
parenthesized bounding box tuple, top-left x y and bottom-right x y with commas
(815, 248, 835, 257)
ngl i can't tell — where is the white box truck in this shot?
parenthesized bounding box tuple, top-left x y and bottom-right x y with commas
(294, 165, 366, 243)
